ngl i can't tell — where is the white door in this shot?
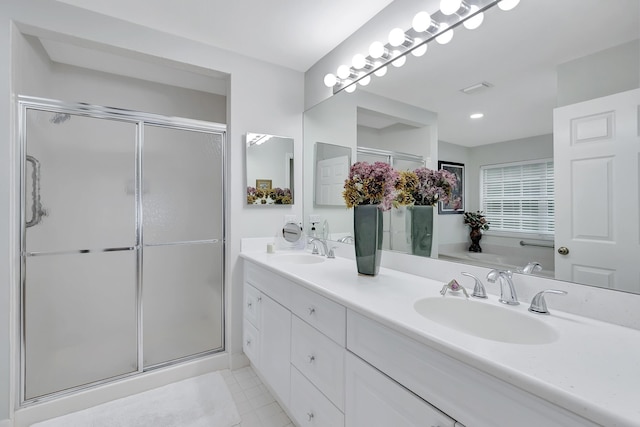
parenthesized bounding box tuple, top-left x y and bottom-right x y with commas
(554, 88, 640, 292)
(316, 155, 350, 205)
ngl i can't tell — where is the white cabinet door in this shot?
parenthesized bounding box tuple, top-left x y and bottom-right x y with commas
(259, 294, 291, 406)
(345, 352, 456, 427)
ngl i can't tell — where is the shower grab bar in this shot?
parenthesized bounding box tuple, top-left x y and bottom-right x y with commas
(25, 246, 137, 257)
(519, 240, 554, 248)
(25, 155, 45, 228)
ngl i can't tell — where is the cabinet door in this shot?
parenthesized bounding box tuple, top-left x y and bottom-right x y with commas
(345, 353, 456, 427)
(259, 294, 291, 405)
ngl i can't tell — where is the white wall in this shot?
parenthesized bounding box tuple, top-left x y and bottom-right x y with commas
(438, 140, 470, 246)
(557, 39, 639, 107)
(0, 0, 304, 422)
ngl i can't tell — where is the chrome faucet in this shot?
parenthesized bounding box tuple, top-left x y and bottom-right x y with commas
(462, 272, 487, 299)
(308, 237, 335, 258)
(521, 262, 542, 274)
(486, 269, 519, 305)
(338, 235, 354, 243)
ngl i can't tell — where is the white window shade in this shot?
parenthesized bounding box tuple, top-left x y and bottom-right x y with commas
(481, 160, 554, 235)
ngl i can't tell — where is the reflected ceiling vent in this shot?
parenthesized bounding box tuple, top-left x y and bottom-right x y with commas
(460, 81, 493, 95)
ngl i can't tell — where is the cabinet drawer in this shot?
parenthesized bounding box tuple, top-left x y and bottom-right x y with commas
(347, 310, 598, 427)
(245, 262, 291, 307)
(291, 316, 345, 410)
(243, 319, 259, 366)
(290, 366, 344, 427)
(244, 283, 261, 328)
(291, 283, 346, 345)
(345, 352, 456, 427)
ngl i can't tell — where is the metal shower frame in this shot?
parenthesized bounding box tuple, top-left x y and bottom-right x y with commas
(17, 95, 228, 406)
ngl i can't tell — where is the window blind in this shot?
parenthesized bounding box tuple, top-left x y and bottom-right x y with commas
(481, 160, 554, 235)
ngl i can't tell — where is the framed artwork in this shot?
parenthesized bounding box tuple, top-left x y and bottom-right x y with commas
(438, 161, 464, 214)
(256, 179, 272, 190)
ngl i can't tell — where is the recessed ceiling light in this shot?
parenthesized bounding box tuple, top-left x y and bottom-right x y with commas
(470, 113, 484, 119)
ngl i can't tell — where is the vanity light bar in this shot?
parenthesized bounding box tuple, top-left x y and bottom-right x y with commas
(324, 0, 520, 94)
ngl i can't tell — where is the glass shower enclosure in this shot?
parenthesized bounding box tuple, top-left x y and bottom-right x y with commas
(18, 96, 226, 404)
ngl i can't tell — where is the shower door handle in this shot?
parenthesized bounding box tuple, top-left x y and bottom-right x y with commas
(25, 155, 45, 228)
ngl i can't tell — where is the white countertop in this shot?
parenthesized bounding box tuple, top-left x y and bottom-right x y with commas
(241, 250, 640, 427)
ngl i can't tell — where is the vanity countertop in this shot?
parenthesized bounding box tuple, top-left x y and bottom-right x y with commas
(240, 250, 640, 427)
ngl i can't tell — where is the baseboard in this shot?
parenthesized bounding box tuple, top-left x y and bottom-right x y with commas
(229, 352, 249, 371)
(0, 418, 13, 427)
(13, 353, 229, 427)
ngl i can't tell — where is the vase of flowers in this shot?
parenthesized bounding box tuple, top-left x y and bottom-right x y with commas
(397, 168, 457, 257)
(343, 161, 399, 276)
(463, 211, 490, 252)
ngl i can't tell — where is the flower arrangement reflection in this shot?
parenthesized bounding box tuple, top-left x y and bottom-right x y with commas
(396, 167, 458, 206)
(247, 187, 292, 205)
(463, 210, 490, 230)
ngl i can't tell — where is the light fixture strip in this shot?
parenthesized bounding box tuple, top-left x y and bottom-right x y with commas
(332, 0, 504, 94)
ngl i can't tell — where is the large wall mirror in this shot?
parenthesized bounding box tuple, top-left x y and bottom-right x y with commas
(246, 132, 294, 205)
(303, 0, 639, 294)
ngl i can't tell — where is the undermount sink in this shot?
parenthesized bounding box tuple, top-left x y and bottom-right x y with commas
(414, 297, 558, 345)
(272, 253, 325, 264)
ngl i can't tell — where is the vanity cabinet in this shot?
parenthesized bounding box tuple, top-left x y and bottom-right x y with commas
(345, 352, 459, 427)
(243, 262, 345, 425)
(347, 310, 598, 427)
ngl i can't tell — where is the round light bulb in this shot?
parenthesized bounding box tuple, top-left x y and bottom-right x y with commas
(323, 73, 337, 87)
(374, 66, 387, 77)
(440, 0, 462, 15)
(463, 6, 484, 30)
(412, 11, 431, 32)
(345, 83, 356, 93)
(369, 41, 385, 59)
(411, 39, 428, 57)
(389, 28, 406, 47)
(436, 24, 454, 44)
(359, 75, 371, 86)
(337, 64, 351, 79)
(391, 51, 406, 68)
(498, 0, 520, 11)
(352, 54, 367, 69)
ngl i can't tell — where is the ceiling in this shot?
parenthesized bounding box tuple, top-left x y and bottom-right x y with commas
(54, 0, 395, 72)
(50, 0, 638, 147)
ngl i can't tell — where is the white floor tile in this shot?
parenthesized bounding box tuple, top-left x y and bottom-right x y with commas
(230, 366, 293, 427)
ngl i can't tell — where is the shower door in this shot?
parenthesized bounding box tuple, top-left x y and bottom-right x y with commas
(20, 98, 226, 403)
(141, 124, 224, 367)
(22, 108, 139, 401)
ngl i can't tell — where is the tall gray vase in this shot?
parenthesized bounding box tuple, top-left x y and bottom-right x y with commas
(408, 205, 434, 257)
(353, 205, 383, 276)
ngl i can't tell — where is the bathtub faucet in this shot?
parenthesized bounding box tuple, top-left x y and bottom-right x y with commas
(487, 269, 519, 305)
(521, 262, 542, 274)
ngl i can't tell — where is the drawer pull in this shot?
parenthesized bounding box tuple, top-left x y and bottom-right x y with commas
(308, 307, 316, 315)
(257, 296, 262, 302)
(307, 412, 314, 422)
(247, 301, 252, 308)
(246, 339, 251, 346)
(307, 355, 315, 364)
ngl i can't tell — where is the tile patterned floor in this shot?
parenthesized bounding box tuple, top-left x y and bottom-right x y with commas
(222, 366, 294, 427)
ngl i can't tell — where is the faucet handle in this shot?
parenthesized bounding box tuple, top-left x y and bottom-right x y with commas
(528, 289, 567, 315)
(327, 246, 337, 259)
(462, 272, 487, 299)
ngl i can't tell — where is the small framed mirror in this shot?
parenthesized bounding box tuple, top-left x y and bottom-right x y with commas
(246, 132, 294, 205)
